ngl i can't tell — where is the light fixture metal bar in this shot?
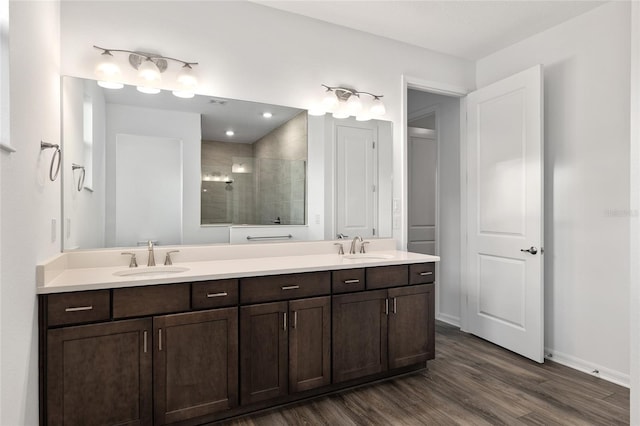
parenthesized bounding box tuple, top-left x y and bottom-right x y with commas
(93, 45, 198, 67)
(321, 83, 382, 99)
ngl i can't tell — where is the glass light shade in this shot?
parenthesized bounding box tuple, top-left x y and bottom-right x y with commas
(172, 65, 197, 99)
(95, 52, 123, 89)
(346, 94, 363, 115)
(355, 111, 372, 121)
(136, 85, 161, 94)
(332, 102, 350, 119)
(370, 97, 386, 116)
(308, 106, 326, 116)
(322, 90, 339, 112)
(138, 58, 162, 83)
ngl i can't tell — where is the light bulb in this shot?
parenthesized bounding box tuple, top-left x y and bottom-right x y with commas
(138, 58, 161, 83)
(346, 94, 362, 115)
(95, 51, 123, 89)
(262, 112, 273, 118)
(173, 64, 198, 99)
(226, 130, 235, 136)
(332, 102, 350, 119)
(136, 85, 161, 94)
(322, 89, 339, 112)
(370, 97, 386, 116)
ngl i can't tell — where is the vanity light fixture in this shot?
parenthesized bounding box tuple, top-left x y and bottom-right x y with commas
(313, 84, 386, 121)
(93, 45, 198, 98)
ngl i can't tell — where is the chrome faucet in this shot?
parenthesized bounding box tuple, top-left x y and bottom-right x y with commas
(147, 240, 156, 267)
(349, 236, 362, 255)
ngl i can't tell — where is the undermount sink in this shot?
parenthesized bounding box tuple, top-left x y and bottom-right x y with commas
(113, 266, 190, 277)
(343, 254, 395, 260)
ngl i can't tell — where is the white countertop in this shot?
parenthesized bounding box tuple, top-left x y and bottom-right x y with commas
(36, 239, 439, 294)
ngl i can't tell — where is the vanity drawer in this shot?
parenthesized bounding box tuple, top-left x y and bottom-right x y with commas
(366, 265, 409, 290)
(409, 263, 436, 285)
(47, 290, 111, 327)
(113, 284, 190, 319)
(332, 269, 365, 294)
(240, 271, 330, 304)
(192, 279, 239, 309)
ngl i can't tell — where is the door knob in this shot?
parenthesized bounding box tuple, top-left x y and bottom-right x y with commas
(520, 246, 538, 255)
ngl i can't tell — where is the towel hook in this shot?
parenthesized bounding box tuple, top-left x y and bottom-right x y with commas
(71, 163, 85, 192)
(40, 141, 61, 182)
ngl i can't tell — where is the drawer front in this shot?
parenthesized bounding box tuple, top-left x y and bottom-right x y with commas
(409, 263, 436, 285)
(366, 265, 409, 290)
(113, 284, 190, 319)
(240, 271, 330, 304)
(332, 269, 365, 294)
(47, 290, 111, 327)
(192, 279, 239, 309)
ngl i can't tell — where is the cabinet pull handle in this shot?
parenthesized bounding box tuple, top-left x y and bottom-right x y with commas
(281, 285, 300, 290)
(283, 312, 287, 331)
(158, 329, 162, 351)
(65, 305, 93, 312)
(393, 297, 397, 314)
(385, 298, 389, 316)
(206, 292, 228, 298)
(293, 311, 297, 329)
(419, 271, 433, 276)
(143, 331, 148, 353)
(344, 279, 360, 284)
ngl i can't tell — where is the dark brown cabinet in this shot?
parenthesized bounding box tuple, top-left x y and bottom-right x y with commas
(388, 284, 435, 369)
(332, 290, 388, 383)
(46, 318, 152, 426)
(240, 296, 331, 404)
(40, 262, 436, 425)
(240, 301, 289, 404)
(288, 296, 331, 393)
(333, 282, 435, 383)
(153, 307, 238, 424)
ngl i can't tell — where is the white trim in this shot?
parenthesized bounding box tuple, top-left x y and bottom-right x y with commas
(458, 96, 469, 332)
(401, 75, 468, 251)
(0, 141, 15, 153)
(629, 1, 640, 423)
(545, 347, 630, 389)
(436, 313, 461, 328)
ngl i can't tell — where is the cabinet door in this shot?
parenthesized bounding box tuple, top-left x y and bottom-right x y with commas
(47, 319, 152, 426)
(289, 296, 331, 393)
(332, 290, 388, 383)
(388, 284, 435, 369)
(154, 307, 238, 424)
(240, 301, 288, 404)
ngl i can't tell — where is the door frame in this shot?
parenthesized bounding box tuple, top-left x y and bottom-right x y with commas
(401, 75, 469, 329)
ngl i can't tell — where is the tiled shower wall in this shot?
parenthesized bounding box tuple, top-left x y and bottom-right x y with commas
(201, 112, 307, 225)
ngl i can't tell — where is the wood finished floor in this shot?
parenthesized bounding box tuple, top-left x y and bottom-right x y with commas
(219, 322, 629, 426)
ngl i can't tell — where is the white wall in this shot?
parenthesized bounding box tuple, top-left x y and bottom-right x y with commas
(62, 77, 106, 249)
(630, 2, 640, 422)
(407, 90, 461, 327)
(105, 104, 231, 246)
(1, 1, 60, 424)
(59, 0, 475, 248)
(477, 2, 631, 384)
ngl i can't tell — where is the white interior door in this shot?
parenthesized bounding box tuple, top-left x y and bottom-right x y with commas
(408, 127, 437, 255)
(465, 64, 544, 362)
(335, 123, 376, 239)
(115, 134, 183, 247)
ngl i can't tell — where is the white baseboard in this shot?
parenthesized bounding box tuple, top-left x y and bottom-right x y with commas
(436, 313, 460, 327)
(544, 347, 630, 388)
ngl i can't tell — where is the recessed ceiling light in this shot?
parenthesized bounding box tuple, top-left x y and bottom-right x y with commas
(262, 112, 273, 118)
(226, 130, 235, 136)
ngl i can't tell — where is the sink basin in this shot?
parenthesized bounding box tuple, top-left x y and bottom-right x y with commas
(113, 266, 190, 277)
(343, 254, 395, 261)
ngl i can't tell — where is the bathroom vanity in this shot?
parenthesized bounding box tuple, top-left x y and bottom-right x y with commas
(37, 239, 438, 425)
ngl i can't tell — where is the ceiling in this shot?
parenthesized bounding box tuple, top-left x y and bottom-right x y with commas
(253, 0, 606, 60)
(102, 83, 303, 143)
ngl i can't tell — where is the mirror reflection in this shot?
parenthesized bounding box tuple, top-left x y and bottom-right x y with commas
(61, 76, 393, 251)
